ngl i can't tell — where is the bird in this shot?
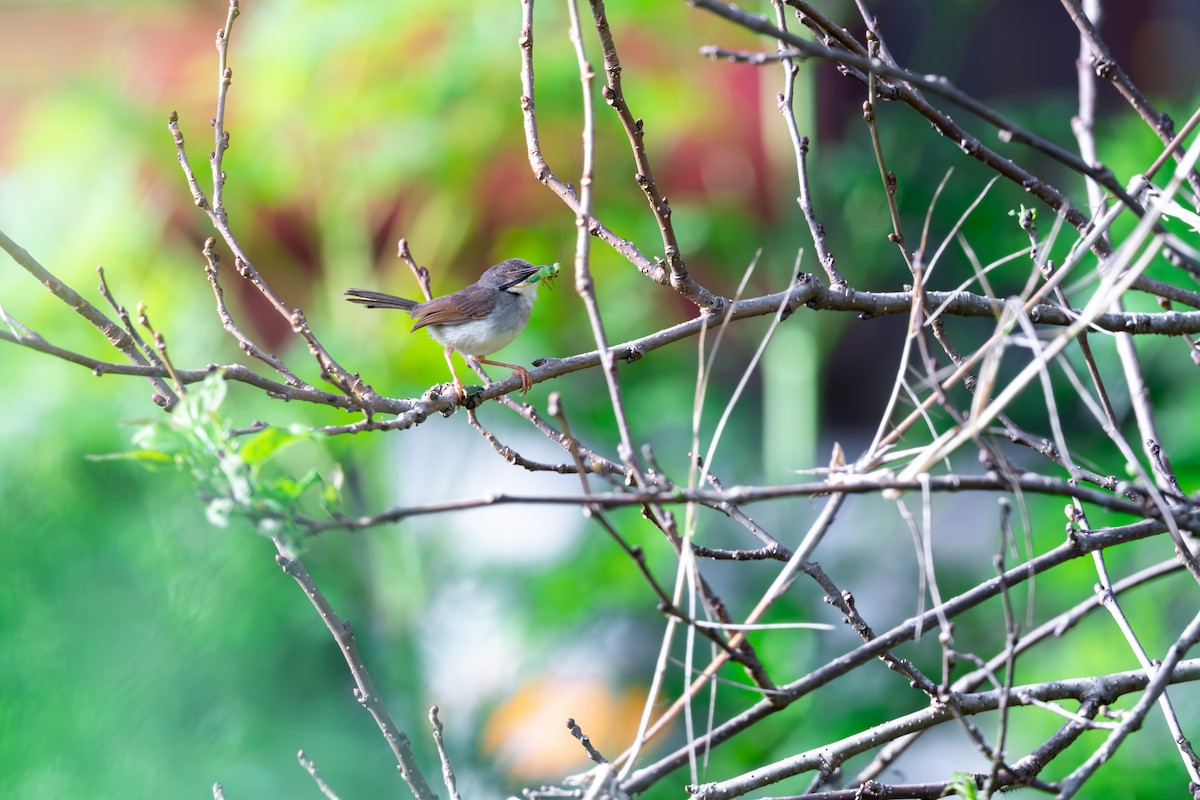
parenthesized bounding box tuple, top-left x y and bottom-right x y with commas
(345, 258, 558, 402)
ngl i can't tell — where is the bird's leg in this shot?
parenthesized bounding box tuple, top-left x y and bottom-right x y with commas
(475, 357, 534, 395)
(441, 345, 468, 403)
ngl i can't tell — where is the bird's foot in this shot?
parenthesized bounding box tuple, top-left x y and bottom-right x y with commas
(511, 366, 533, 396)
(473, 357, 536, 397)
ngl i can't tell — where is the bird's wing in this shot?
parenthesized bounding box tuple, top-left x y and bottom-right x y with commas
(410, 286, 495, 331)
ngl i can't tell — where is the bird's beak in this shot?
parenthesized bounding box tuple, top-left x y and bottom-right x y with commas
(500, 263, 557, 291)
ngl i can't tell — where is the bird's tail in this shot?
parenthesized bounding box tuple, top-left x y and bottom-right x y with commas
(344, 288, 418, 312)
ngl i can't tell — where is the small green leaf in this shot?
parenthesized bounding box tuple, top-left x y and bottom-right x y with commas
(87, 449, 177, 467)
(320, 464, 344, 511)
(239, 426, 310, 467)
(943, 773, 979, 799)
(131, 423, 190, 456)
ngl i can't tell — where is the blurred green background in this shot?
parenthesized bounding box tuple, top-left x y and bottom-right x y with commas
(3, 0, 1200, 797)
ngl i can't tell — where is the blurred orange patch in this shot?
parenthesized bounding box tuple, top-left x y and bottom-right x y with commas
(481, 676, 645, 781)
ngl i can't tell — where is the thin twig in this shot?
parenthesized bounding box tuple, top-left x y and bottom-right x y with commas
(199, 237, 306, 386)
(685, 659, 1200, 799)
(273, 540, 436, 800)
(165, 0, 383, 413)
(621, 517, 1179, 792)
(0, 228, 178, 407)
(297, 750, 344, 800)
(518, 0, 722, 309)
(588, 0, 718, 309)
(429, 706, 462, 800)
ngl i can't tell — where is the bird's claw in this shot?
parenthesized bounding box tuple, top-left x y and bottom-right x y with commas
(514, 367, 533, 396)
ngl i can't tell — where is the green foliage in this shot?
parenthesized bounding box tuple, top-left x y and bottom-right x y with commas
(944, 772, 980, 799)
(92, 374, 341, 536)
